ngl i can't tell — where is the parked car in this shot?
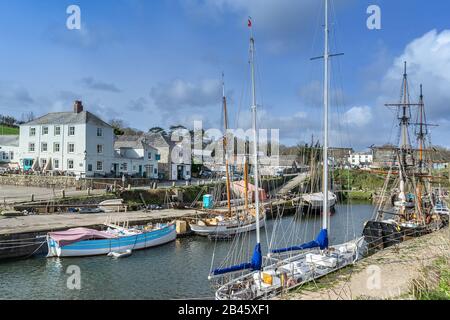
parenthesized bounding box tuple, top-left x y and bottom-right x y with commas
(199, 170, 213, 178)
(78, 207, 104, 214)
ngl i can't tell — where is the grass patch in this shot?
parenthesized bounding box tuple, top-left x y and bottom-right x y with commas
(0, 125, 19, 135)
(410, 256, 450, 300)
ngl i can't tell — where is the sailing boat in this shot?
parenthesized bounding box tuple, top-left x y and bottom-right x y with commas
(362, 65, 444, 252)
(189, 74, 266, 237)
(212, 2, 364, 300)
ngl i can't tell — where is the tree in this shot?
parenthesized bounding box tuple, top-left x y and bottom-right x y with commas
(148, 127, 167, 136)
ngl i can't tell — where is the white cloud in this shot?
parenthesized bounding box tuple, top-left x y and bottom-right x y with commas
(344, 106, 372, 127)
(150, 78, 221, 111)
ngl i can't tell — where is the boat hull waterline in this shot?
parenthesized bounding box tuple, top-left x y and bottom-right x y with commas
(190, 217, 266, 237)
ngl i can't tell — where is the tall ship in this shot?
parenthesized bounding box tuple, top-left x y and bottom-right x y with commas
(362, 63, 445, 252)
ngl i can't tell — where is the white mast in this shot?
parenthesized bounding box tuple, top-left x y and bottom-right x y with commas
(322, 0, 330, 231)
(250, 22, 261, 244)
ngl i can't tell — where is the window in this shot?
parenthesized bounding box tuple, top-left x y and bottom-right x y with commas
(69, 126, 75, 136)
(97, 128, 103, 137)
(41, 143, 48, 152)
(96, 161, 103, 171)
(68, 160, 74, 169)
(88, 164, 93, 172)
(29, 143, 35, 152)
(9, 151, 14, 160)
(30, 128, 36, 137)
(68, 143, 75, 153)
(43, 127, 48, 135)
(54, 143, 60, 153)
(54, 159, 59, 169)
(97, 144, 103, 154)
(55, 126, 61, 136)
(148, 152, 152, 160)
(122, 163, 128, 171)
(41, 159, 47, 167)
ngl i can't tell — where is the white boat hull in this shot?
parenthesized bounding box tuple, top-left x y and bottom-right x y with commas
(303, 192, 337, 210)
(47, 224, 177, 257)
(190, 217, 265, 237)
(214, 237, 365, 300)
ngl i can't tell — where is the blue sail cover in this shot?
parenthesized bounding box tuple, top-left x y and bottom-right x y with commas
(271, 229, 328, 254)
(212, 243, 262, 276)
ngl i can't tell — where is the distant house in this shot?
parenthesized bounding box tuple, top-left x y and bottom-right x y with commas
(114, 135, 159, 179)
(0, 135, 19, 166)
(259, 155, 306, 176)
(329, 147, 353, 168)
(371, 146, 401, 169)
(145, 132, 191, 180)
(348, 151, 373, 169)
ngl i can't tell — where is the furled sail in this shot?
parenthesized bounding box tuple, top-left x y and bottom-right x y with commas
(271, 229, 328, 254)
(211, 243, 262, 276)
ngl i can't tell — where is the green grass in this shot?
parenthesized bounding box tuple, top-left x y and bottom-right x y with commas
(412, 256, 450, 300)
(0, 125, 19, 135)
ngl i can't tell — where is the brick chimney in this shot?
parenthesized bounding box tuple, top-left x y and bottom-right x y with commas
(74, 100, 83, 113)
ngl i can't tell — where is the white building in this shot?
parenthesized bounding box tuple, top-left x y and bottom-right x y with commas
(114, 136, 159, 179)
(0, 135, 20, 167)
(18, 101, 158, 178)
(145, 132, 191, 180)
(348, 152, 373, 168)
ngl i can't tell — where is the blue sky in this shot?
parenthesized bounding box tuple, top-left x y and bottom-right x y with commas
(0, 0, 450, 150)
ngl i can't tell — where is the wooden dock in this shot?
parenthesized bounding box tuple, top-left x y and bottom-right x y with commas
(0, 209, 201, 236)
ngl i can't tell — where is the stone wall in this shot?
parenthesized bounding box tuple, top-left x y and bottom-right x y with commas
(0, 174, 156, 190)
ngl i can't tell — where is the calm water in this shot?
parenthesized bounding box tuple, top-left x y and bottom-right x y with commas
(0, 203, 374, 300)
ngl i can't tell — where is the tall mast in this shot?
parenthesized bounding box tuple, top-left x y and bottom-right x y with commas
(322, 0, 330, 231)
(222, 73, 232, 215)
(249, 18, 261, 245)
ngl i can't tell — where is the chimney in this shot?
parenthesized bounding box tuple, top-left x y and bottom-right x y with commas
(74, 100, 83, 113)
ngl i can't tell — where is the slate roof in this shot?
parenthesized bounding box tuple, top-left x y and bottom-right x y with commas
(23, 111, 111, 128)
(0, 135, 19, 147)
(114, 135, 156, 151)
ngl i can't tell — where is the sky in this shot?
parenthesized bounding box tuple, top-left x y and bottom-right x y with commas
(0, 0, 449, 151)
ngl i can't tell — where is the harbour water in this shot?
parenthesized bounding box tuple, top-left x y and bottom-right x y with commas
(0, 203, 374, 300)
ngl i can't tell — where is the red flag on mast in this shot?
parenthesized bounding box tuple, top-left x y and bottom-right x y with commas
(248, 17, 252, 27)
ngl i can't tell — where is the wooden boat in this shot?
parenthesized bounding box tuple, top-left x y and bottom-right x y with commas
(47, 223, 176, 258)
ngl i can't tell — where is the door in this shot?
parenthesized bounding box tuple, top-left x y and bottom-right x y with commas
(177, 165, 183, 180)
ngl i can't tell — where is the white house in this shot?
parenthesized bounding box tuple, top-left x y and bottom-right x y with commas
(114, 135, 159, 179)
(17, 101, 158, 178)
(18, 101, 116, 177)
(348, 151, 373, 168)
(0, 135, 20, 167)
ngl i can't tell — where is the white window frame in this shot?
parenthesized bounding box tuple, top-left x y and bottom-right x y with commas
(30, 127, 36, 137)
(54, 142, 60, 153)
(55, 126, 61, 136)
(54, 159, 59, 169)
(68, 126, 75, 136)
(67, 159, 74, 170)
(96, 161, 103, 171)
(41, 142, 48, 152)
(29, 143, 35, 152)
(97, 144, 103, 154)
(68, 143, 75, 153)
(97, 128, 103, 137)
